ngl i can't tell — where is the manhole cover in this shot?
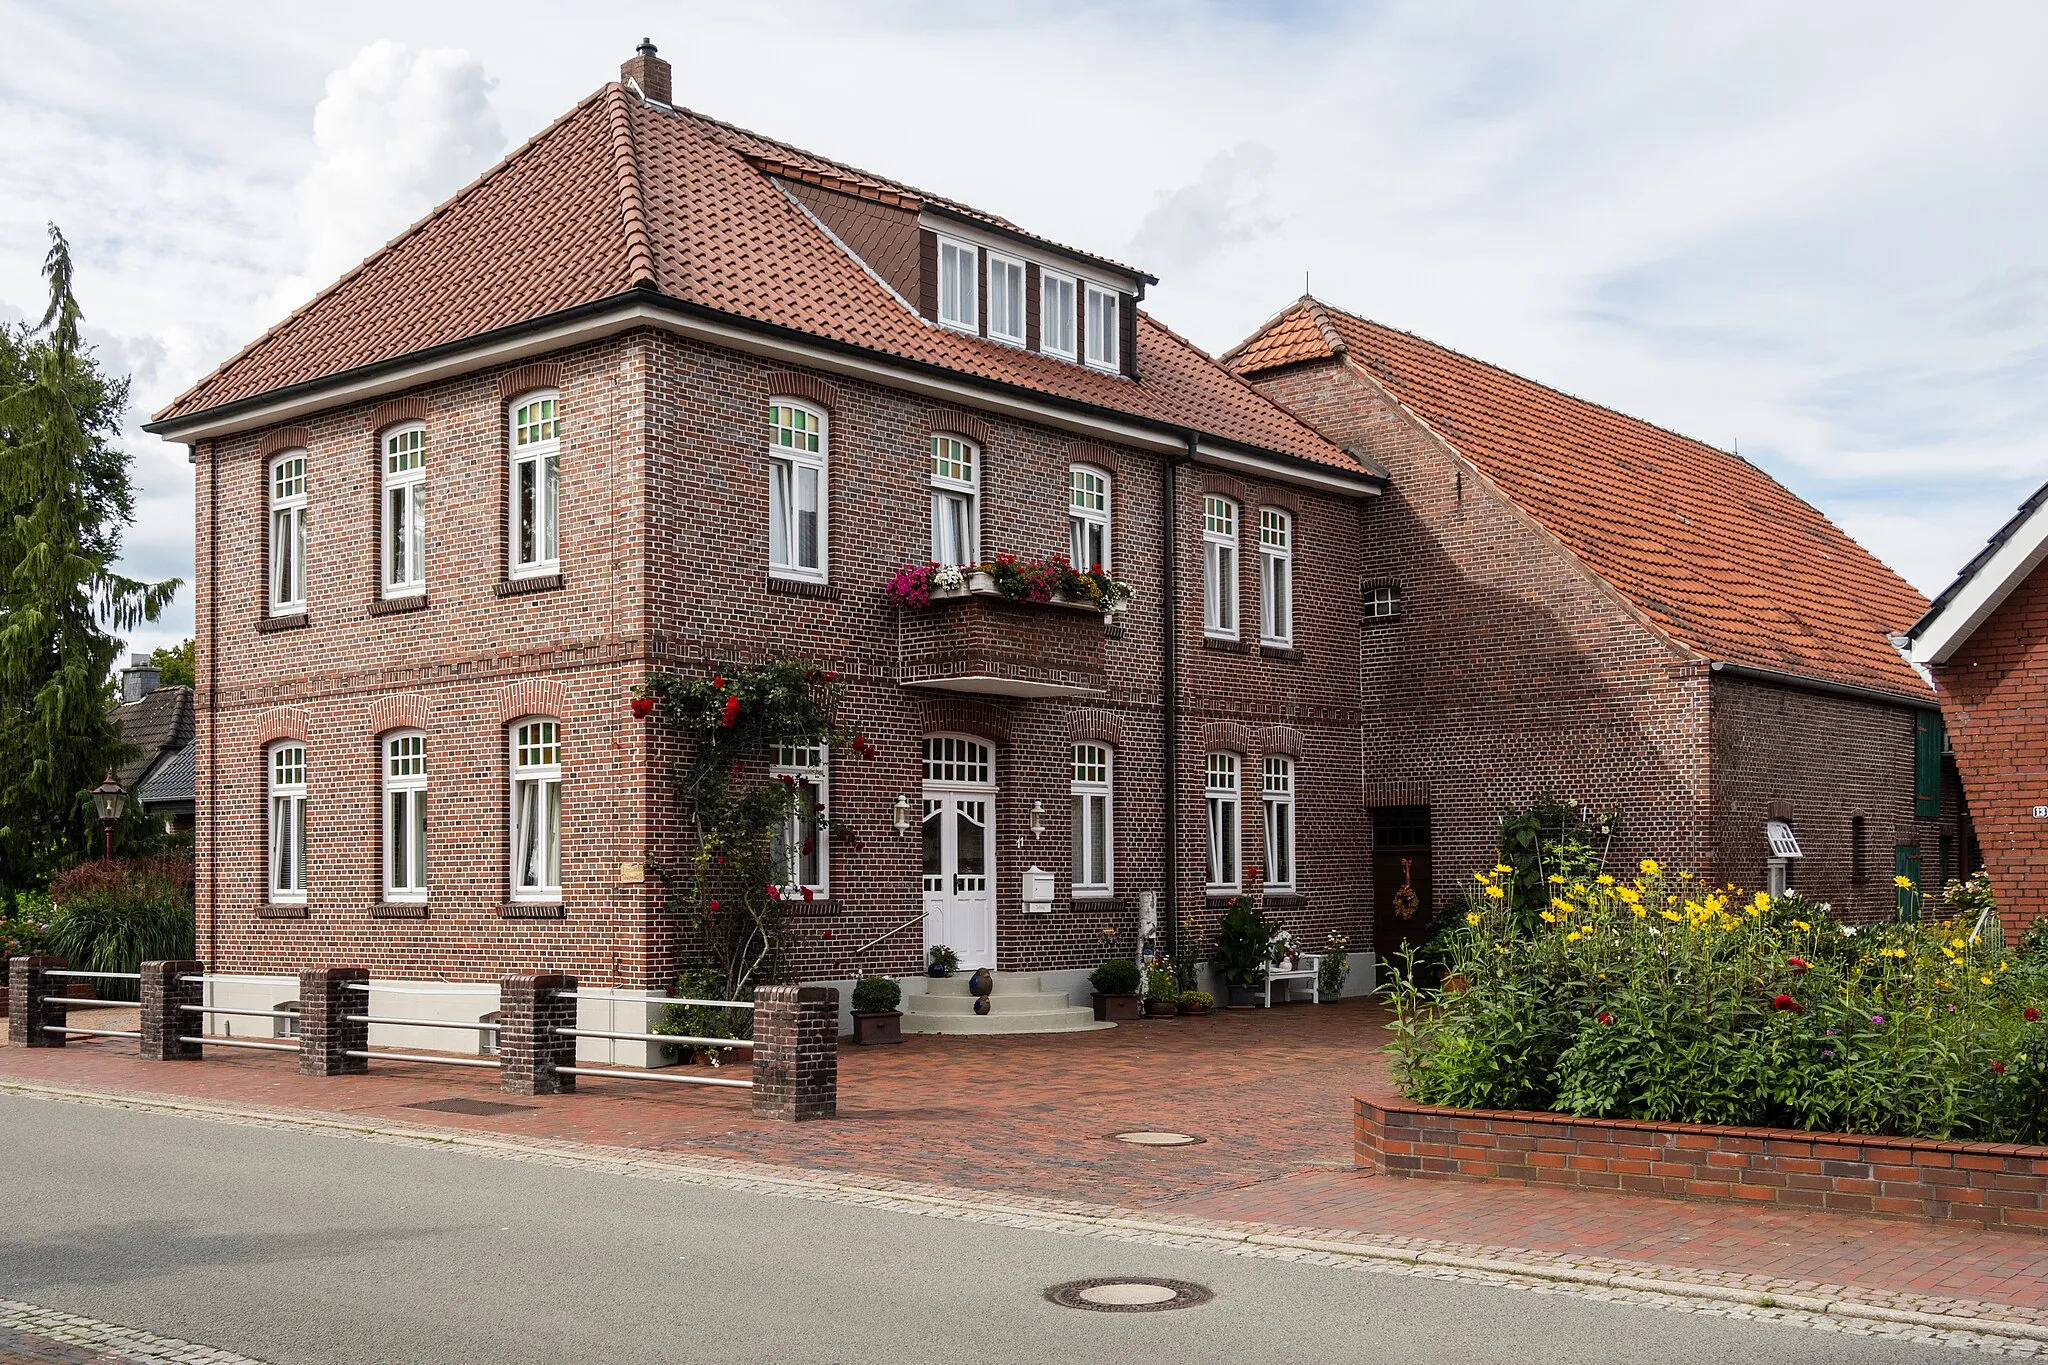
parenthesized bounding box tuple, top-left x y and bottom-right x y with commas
(1109, 1131, 1204, 1146)
(405, 1097, 537, 1116)
(1045, 1278, 1212, 1313)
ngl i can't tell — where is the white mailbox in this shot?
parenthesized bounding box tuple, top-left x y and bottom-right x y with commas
(1021, 865, 1054, 914)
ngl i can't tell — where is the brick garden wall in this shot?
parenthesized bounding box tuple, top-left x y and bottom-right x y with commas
(1933, 564, 2048, 928)
(1356, 1095, 2048, 1233)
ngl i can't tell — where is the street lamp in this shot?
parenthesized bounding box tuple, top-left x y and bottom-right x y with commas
(91, 771, 125, 864)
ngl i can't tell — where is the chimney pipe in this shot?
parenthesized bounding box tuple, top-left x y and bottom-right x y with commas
(621, 38, 672, 106)
(121, 652, 160, 703)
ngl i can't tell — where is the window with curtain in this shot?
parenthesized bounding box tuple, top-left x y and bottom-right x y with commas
(269, 452, 307, 615)
(511, 719, 561, 899)
(1069, 467, 1110, 572)
(987, 253, 1025, 343)
(770, 742, 829, 897)
(767, 402, 827, 579)
(1205, 752, 1240, 891)
(1084, 284, 1119, 370)
(1203, 496, 1238, 638)
(930, 434, 979, 566)
(268, 742, 307, 903)
(382, 425, 425, 597)
(938, 237, 977, 330)
(1263, 756, 1295, 891)
(509, 393, 560, 577)
(1071, 744, 1112, 894)
(1260, 508, 1293, 645)
(1041, 271, 1076, 358)
(383, 731, 427, 901)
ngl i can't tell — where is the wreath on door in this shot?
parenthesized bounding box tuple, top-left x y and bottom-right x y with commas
(1392, 856, 1421, 920)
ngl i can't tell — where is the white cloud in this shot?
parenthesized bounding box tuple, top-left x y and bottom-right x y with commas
(271, 41, 504, 314)
(1127, 142, 1279, 275)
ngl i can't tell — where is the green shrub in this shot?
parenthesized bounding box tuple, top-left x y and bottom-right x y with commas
(1145, 966, 1178, 1001)
(927, 944, 959, 975)
(653, 967, 749, 1063)
(851, 975, 901, 1014)
(1210, 897, 1275, 988)
(1089, 958, 1141, 994)
(1388, 860, 2048, 1142)
(42, 857, 193, 996)
(3, 890, 51, 962)
(1317, 934, 1350, 998)
(1177, 990, 1213, 1011)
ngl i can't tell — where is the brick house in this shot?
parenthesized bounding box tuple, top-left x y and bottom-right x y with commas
(1224, 297, 1956, 956)
(144, 45, 1387, 1016)
(1908, 482, 2048, 928)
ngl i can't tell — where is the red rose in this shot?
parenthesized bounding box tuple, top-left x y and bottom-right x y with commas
(766, 884, 782, 900)
(823, 671, 838, 682)
(1994, 1060, 2009, 1076)
(713, 675, 726, 689)
(721, 695, 741, 727)
(707, 898, 721, 914)
(801, 887, 814, 902)
(630, 696, 656, 719)
(1772, 994, 1804, 1014)
(2027, 1008, 2041, 1023)
(1597, 1011, 1613, 1026)
(822, 930, 833, 940)
(1787, 956, 1810, 974)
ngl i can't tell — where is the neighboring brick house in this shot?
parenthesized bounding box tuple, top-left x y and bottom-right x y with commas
(144, 45, 1386, 999)
(111, 655, 195, 835)
(1225, 297, 1954, 950)
(1908, 482, 2048, 928)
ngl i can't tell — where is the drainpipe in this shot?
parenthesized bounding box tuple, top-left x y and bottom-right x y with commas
(203, 440, 217, 970)
(1161, 433, 1194, 965)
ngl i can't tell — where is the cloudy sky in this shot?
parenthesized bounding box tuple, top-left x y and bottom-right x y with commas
(4, 0, 2044, 661)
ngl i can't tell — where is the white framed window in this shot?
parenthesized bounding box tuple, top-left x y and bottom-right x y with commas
(922, 735, 993, 785)
(1084, 284, 1119, 371)
(938, 237, 978, 331)
(510, 719, 561, 901)
(383, 731, 427, 902)
(1263, 756, 1295, 891)
(987, 252, 1025, 345)
(381, 424, 426, 597)
(1069, 467, 1110, 572)
(508, 392, 560, 578)
(1363, 585, 1401, 620)
(767, 401, 827, 580)
(1260, 508, 1293, 646)
(268, 451, 307, 616)
(930, 434, 979, 567)
(771, 742, 829, 897)
(1071, 744, 1112, 895)
(1205, 752, 1240, 892)
(267, 742, 306, 904)
(1040, 270, 1077, 359)
(1203, 495, 1239, 638)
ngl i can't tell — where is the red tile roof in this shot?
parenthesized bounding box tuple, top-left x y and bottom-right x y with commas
(155, 88, 1351, 476)
(1227, 298, 1932, 698)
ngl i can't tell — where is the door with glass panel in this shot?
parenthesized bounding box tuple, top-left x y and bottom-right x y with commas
(921, 736, 996, 969)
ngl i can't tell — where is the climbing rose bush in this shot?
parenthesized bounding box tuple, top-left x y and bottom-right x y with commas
(1386, 862, 2048, 1142)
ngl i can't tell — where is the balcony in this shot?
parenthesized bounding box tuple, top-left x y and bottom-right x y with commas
(897, 575, 1108, 698)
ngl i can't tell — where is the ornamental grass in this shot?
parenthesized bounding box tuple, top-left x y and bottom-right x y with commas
(1386, 862, 2048, 1143)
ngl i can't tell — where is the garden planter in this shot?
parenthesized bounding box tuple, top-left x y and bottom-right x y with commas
(851, 1010, 903, 1045)
(1091, 991, 1141, 1022)
(1143, 998, 1180, 1018)
(927, 965, 951, 978)
(1181, 1002, 1213, 1017)
(1226, 985, 1265, 1008)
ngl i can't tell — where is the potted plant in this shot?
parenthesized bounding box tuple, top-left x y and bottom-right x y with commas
(1317, 933, 1350, 1000)
(1177, 989, 1214, 1016)
(927, 945, 958, 978)
(1144, 966, 1180, 1017)
(1211, 896, 1276, 1007)
(1088, 958, 1143, 1021)
(850, 975, 903, 1045)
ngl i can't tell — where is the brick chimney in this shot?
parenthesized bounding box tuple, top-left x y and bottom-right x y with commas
(622, 38, 671, 106)
(120, 652, 160, 703)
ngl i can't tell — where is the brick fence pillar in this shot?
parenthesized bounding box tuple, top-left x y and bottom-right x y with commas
(8, 956, 68, 1048)
(499, 972, 577, 1095)
(298, 967, 369, 1076)
(140, 960, 204, 1061)
(751, 984, 838, 1121)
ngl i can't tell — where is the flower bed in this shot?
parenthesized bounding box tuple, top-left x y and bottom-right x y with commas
(1387, 863, 2048, 1143)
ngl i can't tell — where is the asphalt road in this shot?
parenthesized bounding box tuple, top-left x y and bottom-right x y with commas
(0, 1094, 1982, 1365)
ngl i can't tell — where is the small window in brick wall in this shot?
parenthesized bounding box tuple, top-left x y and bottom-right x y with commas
(1363, 585, 1402, 622)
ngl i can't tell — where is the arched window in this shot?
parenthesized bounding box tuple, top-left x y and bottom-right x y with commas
(268, 451, 308, 615)
(767, 401, 827, 580)
(381, 423, 426, 597)
(383, 731, 427, 902)
(930, 435, 979, 567)
(1070, 744, 1112, 894)
(1262, 756, 1295, 891)
(1068, 467, 1110, 572)
(1204, 751, 1240, 891)
(510, 718, 561, 900)
(268, 742, 307, 903)
(508, 392, 560, 578)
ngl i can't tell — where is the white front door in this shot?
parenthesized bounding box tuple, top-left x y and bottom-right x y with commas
(923, 791, 995, 969)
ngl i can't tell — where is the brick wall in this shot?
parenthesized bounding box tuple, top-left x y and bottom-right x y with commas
(1932, 563, 2048, 927)
(1357, 1095, 2048, 1233)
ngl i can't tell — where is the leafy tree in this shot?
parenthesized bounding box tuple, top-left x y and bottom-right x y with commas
(149, 637, 194, 689)
(0, 225, 179, 891)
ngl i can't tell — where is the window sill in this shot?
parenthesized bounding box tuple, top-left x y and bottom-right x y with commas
(495, 573, 565, 598)
(1259, 643, 1301, 662)
(1200, 635, 1248, 655)
(501, 902, 566, 919)
(370, 902, 430, 919)
(782, 896, 836, 915)
(1204, 891, 1245, 908)
(259, 903, 309, 919)
(257, 612, 310, 634)
(368, 594, 428, 618)
(1262, 891, 1308, 909)
(767, 576, 842, 601)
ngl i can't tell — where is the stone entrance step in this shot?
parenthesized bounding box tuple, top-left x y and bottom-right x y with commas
(900, 972, 1113, 1035)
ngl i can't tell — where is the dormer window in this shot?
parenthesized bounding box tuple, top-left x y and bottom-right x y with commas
(1041, 271, 1076, 359)
(987, 252, 1025, 345)
(938, 237, 977, 332)
(1085, 284, 1119, 371)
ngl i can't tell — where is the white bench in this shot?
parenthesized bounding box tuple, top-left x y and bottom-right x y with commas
(1263, 954, 1322, 1007)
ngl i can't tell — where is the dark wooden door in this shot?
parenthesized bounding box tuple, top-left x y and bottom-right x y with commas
(1372, 806, 1433, 981)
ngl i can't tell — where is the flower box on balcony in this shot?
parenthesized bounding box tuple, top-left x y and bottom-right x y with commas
(898, 579, 1108, 698)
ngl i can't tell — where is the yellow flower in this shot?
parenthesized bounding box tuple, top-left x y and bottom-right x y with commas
(1541, 910, 1557, 923)
(1894, 875, 1913, 889)
(1597, 874, 1615, 886)
(1465, 912, 1481, 926)
(1485, 885, 1505, 900)
(1548, 874, 1565, 885)
(1660, 909, 1682, 922)
(1981, 974, 1994, 986)
(1680, 870, 1693, 881)
(1753, 892, 1771, 912)
(1951, 937, 1966, 949)
(1567, 931, 1583, 943)
(1551, 897, 1573, 912)
(1746, 906, 1763, 918)
(1793, 920, 1811, 932)
(2001, 961, 2009, 972)
(1632, 906, 1647, 918)
(1474, 872, 1491, 884)
(1640, 858, 1660, 876)
(1493, 863, 1512, 873)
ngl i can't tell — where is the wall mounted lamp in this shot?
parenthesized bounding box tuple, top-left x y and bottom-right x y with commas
(892, 794, 913, 836)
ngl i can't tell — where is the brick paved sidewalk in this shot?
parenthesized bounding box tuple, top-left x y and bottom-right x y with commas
(9, 1000, 2048, 1319)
